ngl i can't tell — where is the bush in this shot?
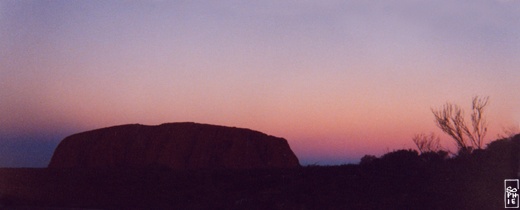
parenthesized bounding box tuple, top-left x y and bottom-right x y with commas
(380, 149, 421, 169)
(359, 155, 378, 165)
(419, 150, 448, 163)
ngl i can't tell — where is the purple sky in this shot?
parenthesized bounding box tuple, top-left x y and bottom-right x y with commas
(1, 0, 519, 167)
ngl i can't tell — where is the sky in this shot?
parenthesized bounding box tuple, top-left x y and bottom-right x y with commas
(1, 0, 519, 167)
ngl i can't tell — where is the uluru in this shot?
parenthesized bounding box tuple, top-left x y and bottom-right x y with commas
(48, 122, 300, 169)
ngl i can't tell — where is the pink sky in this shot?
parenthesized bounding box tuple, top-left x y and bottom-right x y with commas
(1, 0, 519, 166)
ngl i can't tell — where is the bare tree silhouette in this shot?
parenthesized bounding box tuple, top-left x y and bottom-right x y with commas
(412, 132, 441, 154)
(431, 96, 489, 152)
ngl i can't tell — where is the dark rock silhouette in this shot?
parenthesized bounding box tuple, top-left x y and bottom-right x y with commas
(4, 134, 519, 209)
(48, 122, 300, 169)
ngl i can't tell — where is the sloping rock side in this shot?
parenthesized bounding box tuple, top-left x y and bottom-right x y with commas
(48, 122, 300, 169)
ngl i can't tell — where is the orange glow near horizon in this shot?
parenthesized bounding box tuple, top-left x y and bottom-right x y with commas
(1, 1, 520, 167)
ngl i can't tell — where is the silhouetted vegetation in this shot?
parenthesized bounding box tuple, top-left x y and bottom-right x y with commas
(1, 134, 518, 209)
(412, 132, 441, 154)
(497, 125, 520, 140)
(431, 96, 489, 152)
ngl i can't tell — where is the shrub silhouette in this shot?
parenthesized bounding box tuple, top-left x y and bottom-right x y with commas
(482, 135, 520, 174)
(419, 150, 448, 163)
(431, 96, 489, 152)
(412, 133, 441, 154)
(359, 155, 378, 165)
(379, 149, 421, 171)
(381, 149, 419, 162)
